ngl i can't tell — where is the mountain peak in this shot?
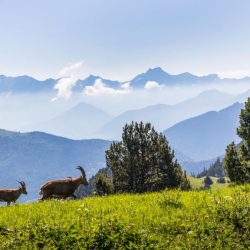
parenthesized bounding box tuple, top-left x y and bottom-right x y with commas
(146, 67, 167, 74)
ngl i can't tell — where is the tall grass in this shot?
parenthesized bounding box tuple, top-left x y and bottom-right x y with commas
(0, 185, 249, 249)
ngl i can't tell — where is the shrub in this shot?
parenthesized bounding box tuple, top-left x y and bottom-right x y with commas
(217, 177, 226, 184)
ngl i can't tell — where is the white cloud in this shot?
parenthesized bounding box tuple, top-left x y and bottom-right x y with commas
(60, 61, 84, 77)
(144, 81, 163, 89)
(52, 61, 84, 101)
(52, 77, 77, 101)
(83, 79, 130, 96)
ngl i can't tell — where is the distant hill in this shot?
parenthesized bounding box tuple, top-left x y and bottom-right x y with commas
(32, 102, 113, 139)
(97, 90, 237, 140)
(0, 129, 111, 201)
(163, 103, 243, 161)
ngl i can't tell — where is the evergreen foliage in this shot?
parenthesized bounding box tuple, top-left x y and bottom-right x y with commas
(196, 167, 208, 178)
(204, 175, 213, 187)
(106, 122, 190, 193)
(224, 142, 245, 184)
(224, 98, 250, 183)
(95, 173, 114, 196)
(197, 158, 225, 178)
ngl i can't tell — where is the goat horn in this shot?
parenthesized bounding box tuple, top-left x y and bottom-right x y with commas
(18, 181, 26, 187)
(76, 166, 86, 177)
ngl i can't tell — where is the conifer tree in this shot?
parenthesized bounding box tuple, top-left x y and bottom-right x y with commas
(106, 122, 190, 193)
(224, 98, 250, 183)
(204, 175, 213, 187)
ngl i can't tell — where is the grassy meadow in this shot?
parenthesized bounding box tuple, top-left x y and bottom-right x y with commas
(188, 176, 230, 190)
(0, 184, 249, 249)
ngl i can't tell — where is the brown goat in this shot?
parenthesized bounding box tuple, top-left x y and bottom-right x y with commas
(0, 181, 27, 206)
(39, 166, 88, 200)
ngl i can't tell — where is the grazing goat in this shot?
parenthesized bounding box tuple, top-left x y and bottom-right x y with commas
(39, 166, 88, 200)
(0, 181, 27, 206)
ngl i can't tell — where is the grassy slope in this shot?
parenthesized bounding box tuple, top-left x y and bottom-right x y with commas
(0, 185, 249, 249)
(188, 176, 230, 190)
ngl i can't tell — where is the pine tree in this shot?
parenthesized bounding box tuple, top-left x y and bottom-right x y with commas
(224, 142, 244, 183)
(106, 122, 190, 193)
(223, 98, 250, 183)
(204, 175, 213, 187)
(237, 98, 250, 154)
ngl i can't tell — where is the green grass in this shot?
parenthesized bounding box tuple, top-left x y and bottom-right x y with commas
(0, 185, 249, 249)
(188, 176, 230, 190)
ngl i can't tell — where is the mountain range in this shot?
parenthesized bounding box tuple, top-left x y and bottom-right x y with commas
(96, 90, 243, 140)
(0, 75, 56, 93)
(1, 67, 250, 93)
(20, 89, 249, 143)
(0, 98, 245, 202)
(129, 67, 220, 88)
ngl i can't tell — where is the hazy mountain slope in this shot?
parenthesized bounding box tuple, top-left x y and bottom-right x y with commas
(33, 103, 113, 139)
(176, 89, 234, 115)
(163, 103, 243, 161)
(0, 75, 56, 92)
(0, 129, 111, 201)
(97, 90, 236, 140)
(97, 104, 173, 139)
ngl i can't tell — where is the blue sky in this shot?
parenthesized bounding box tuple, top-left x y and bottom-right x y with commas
(0, 0, 250, 80)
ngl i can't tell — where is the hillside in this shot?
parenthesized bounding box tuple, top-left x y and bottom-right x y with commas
(188, 176, 230, 189)
(164, 102, 242, 161)
(0, 185, 249, 249)
(0, 129, 111, 201)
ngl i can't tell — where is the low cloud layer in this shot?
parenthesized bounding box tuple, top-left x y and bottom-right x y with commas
(83, 79, 131, 96)
(144, 81, 163, 89)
